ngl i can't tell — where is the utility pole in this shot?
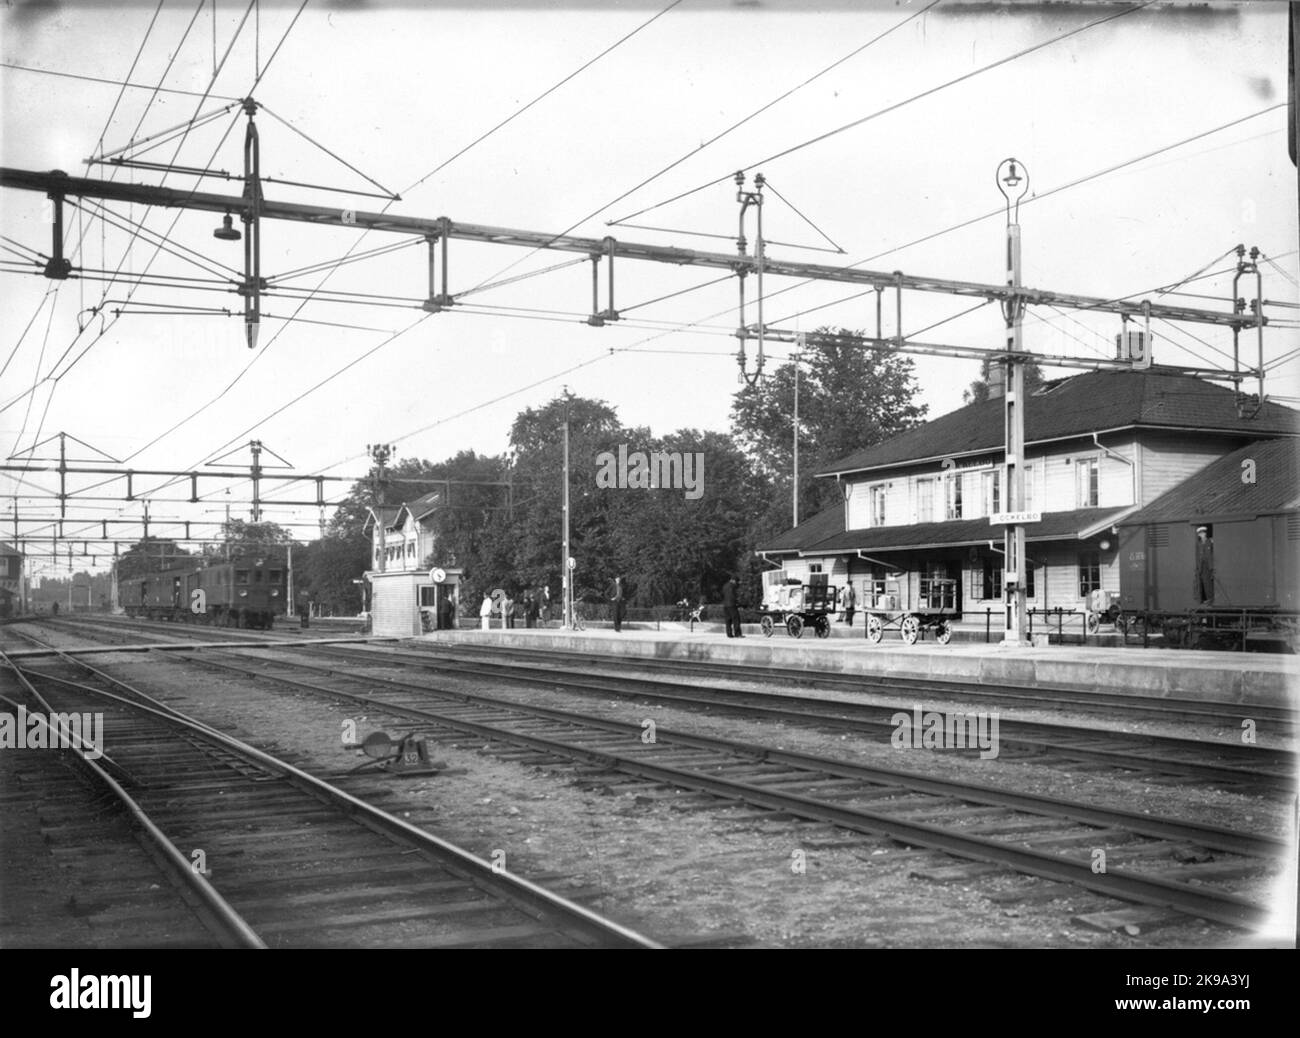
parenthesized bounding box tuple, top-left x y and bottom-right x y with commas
(998, 159, 1031, 647)
(368, 442, 395, 573)
(561, 390, 572, 630)
(792, 332, 804, 527)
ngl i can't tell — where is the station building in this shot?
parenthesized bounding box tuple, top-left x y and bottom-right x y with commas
(758, 368, 1300, 626)
(363, 490, 463, 637)
(0, 541, 23, 618)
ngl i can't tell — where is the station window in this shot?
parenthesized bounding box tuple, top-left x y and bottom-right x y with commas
(1076, 457, 1099, 508)
(809, 563, 823, 574)
(419, 586, 437, 607)
(915, 478, 934, 524)
(982, 469, 1001, 516)
(268, 570, 282, 582)
(944, 473, 963, 520)
(235, 569, 249, 585)
(870, 485, 887, 527)
(1078, 552, 1101, 597)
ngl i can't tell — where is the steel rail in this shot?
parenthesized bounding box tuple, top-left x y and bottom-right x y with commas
(201, 649, 1285, 856)
(308, 644, 1294, 793)
(0, 647, 266, 948)
(177, 650, 1277, 931)
(12, 646, 661, 949)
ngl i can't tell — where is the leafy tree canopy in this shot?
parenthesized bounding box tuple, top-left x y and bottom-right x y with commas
(730, 327, 928, 519)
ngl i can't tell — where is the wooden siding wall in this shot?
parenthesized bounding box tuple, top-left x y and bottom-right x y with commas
(1137, 432, 1241, 505)
(371, 572, 421, 637)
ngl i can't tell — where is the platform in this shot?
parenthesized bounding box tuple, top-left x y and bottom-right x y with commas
(423, 624, 1299, 707)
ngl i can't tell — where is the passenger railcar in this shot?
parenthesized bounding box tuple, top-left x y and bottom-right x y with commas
(120, 551, 287, 629)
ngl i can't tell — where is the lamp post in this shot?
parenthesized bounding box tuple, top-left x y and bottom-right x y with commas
(997, 158, 1031, 647)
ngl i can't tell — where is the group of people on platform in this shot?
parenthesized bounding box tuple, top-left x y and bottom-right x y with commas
(478, 587, 551, 630)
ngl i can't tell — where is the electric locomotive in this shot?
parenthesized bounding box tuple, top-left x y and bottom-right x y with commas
(120, 550, 288, 629)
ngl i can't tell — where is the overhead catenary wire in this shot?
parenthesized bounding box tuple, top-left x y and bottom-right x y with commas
(118, 0, 673, 471)
(612, 0, 1154, 226)
(475, 0, 944, 297)
(157, 63, 1284, 509)
(756, 178, 845, 255)
(4, 1, 302, 470)
(0, 61, 242, 102)
(2, 4, 314, 549)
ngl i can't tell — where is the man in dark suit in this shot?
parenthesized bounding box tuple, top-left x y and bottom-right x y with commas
(609, 575, 626, 632)
(722, 575, 743, 638)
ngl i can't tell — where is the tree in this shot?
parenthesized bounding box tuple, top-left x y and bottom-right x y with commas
(962, 354, 1045, 404)
(730, 327, 928, 521)
(296, 534, 369, 616)
(116, 538, 192, 580)
(602, 428, 766, 606)
(501, 394, 624, 603)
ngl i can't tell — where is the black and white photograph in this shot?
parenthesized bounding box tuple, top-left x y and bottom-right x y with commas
(1, 0, 1297, 1005)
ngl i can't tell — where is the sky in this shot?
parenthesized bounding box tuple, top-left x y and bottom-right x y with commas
(1, 0, 1297, 577)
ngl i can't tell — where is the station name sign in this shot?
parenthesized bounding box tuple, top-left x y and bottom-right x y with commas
(989, 511, 1042, 525)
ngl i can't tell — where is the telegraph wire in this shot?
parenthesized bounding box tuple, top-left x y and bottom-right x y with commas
(0, 61, 242, 102)
(612, 1, 1153, 225)
(475, 0, 943, 296)
(121, 0, 670, 471)
(398, 0, 683, 199)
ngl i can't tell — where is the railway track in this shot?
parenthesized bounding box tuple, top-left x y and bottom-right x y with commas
(427, 639, 1300, 731)
(0, 638, 661, 949)
(24, 616, 1294, 795)
(88, 635, 1289, 933)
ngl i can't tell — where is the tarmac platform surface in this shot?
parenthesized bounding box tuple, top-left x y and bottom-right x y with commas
(423, 624, 1299, 707)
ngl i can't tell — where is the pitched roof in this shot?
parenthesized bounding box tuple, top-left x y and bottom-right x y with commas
(407, 490, 442, 520)
(1120, 438, 1300, 525)
(756, 504, 843, 554)
(817, 370, 1300, 477)
(362, 506, 400, 534)
(804, 506, 1130, 555)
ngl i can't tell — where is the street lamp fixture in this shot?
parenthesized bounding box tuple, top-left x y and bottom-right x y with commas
(996, 158, 1030, 224)
(213, 211, 241, 241)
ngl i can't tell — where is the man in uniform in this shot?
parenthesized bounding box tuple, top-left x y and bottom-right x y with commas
(1194, 525, 1214, 604)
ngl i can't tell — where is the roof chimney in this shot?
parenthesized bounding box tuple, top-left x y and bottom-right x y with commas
(987, 361, 1005, 400)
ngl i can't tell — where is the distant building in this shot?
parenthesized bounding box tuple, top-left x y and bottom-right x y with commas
(0, 541, 24, 618)
(363, 491, 463, 636)
(758, 369, 1300, 624)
